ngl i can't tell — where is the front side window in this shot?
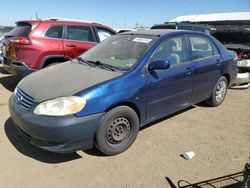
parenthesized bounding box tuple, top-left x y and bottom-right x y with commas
(66, 26, 94, 42)
(80, 35, 157, 71)
(97, 27, 114, 41)
(189, 36, 215, 60)
(151, 36, 189, 67)
(45, 26, 63, 39)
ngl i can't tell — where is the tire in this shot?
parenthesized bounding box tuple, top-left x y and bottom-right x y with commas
(206, 76, 228, 107)
(95, 106, 139, 156)
(45, 62, 60, 67)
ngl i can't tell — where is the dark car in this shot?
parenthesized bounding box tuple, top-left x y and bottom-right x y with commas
(0, 26, 14, 39)
(9, 29, 237, 155)
(211, 21, 250, 88)
(1, 18, 116, 77)
(0, 26, 14, 62)
(151, 22, 212, 34)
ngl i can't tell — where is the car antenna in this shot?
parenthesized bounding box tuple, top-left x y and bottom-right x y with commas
(35, 11, 41, 20)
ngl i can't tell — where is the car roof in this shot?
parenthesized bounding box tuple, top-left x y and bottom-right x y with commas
(17, 19, 105, 27)
(151, 22, 211, 29)
(16, 20, 41, 25)
(119, 29, 196, 36)
(15, 19, 116, 33)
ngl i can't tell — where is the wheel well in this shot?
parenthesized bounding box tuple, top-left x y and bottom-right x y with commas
(42, 57, 68, 68)
(222, 73, 230, 86)
(107, 102, 141, 123)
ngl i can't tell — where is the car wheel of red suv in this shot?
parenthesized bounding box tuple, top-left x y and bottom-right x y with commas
(45, 62, 60, 67)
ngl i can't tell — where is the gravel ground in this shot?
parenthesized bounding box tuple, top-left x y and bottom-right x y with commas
(0, 65, 249, 188)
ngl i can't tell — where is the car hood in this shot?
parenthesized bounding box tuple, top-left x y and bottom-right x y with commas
(17, 61, 122, 103)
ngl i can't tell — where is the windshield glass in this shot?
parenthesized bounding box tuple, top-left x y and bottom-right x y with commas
(80, 34, 157, 71)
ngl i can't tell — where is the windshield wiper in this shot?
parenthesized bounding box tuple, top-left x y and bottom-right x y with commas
(72, 57, 116, 71)
(75, 57, 95, 67)
(86, 60, 116, 71)
(4, 35, 15, 38)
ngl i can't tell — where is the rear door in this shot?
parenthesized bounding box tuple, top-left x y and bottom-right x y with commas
(43, 25, 64, 57)
(63, 25, 97, 58)
(146, 35, 193, 121)
(188, 34, 222, 103)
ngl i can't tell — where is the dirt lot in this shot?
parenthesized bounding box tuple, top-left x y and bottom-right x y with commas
(0, 65, 249, 188)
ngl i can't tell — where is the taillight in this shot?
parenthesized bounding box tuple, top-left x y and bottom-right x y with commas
(237, 52, 243, 61)
(237, 55, 241, 61)
(9, 37, 31, 45)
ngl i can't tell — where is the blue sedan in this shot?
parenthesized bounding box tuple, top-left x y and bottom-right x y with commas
(9, 29, 238, 155)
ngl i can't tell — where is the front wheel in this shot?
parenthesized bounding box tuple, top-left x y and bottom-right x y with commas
(95, 106, 139, 156)
(206, 76, 228, 107)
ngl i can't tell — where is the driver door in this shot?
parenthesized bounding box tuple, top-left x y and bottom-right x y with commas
(146, 35, 193, 121)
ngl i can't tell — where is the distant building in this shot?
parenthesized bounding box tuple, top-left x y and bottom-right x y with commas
(169, 12, 250, 23)
(169, 12, 250, 33)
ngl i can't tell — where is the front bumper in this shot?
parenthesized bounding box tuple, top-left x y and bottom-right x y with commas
(2, 57, 35, 77)
(231, 60, 250, 89)
(9, 95, 104, 153)
(237, 59, 250, 72)
(231, 72, 250, 89)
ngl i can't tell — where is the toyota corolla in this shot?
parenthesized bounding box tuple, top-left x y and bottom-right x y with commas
(9, 29, 237, 155)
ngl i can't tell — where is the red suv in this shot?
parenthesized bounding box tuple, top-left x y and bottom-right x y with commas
(1, 18, 116, 76)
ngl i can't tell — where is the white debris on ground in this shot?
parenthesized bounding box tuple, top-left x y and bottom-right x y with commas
(182, 151, 195, 160)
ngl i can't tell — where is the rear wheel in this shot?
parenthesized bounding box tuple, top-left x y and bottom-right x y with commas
(206, 76, 228, 107)
(95, 106, 139, 155)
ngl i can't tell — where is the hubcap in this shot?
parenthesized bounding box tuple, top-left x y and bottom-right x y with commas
(106, 117, 131, 144)
(215, 80, 226, 103)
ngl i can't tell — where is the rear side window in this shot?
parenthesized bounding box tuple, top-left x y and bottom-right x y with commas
(45, 26, 63, 39)
(97, 27, 114, 41)
(189, 36, 215, 60)
(7, 23, 31, 37)
(66, 26, 94, 42)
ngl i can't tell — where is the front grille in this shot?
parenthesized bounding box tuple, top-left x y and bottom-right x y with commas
(14, 88, 34, 110)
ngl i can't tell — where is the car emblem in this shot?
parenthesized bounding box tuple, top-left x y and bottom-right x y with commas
(16, 95, 23, 104)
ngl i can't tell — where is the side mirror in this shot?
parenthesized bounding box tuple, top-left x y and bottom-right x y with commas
(148, 60, 170, 71)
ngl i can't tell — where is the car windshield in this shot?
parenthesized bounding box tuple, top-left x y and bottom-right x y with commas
(80, 34, 157, 71)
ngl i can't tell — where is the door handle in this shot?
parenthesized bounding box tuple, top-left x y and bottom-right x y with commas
(185, 67, 192, 75)
(216, 59, 222, 66)
(66, 44, 76, 48)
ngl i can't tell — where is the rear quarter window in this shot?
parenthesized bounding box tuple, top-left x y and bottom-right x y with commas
(96, 27, 114, 41)
(45, 25, 63, 39)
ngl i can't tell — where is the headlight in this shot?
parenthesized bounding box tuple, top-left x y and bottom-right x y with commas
(34, 96, 86, 116)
